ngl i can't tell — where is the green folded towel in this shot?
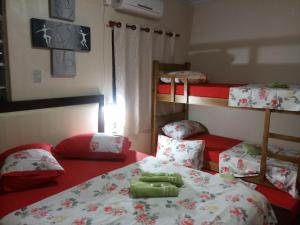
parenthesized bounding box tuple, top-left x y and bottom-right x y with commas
(220, 173, 235, 181)
(130, 181, 179, 198)
(267, 82, 289, 89)
(140, 172, 184, 187)
(242, 143, 261, 156)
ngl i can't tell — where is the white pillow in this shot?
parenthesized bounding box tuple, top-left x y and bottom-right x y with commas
(156, 135, 205, 169)
(162, 120, 207, 140)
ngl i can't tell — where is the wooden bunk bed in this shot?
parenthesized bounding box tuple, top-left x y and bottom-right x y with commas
(151, 60, 300, 190)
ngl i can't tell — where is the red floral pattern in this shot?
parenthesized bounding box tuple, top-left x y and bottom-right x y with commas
(156, 135, 205, 169)
(229, 84, 300, 111)
(3, 156, 277, 225)
(162, 120, 206, 140)
(219, 142, 299, 198)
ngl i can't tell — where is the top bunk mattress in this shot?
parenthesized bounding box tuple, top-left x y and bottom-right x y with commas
(157, 83, 243, 99)
(157, 83, 300, 111)
(229, 84, 300, 111)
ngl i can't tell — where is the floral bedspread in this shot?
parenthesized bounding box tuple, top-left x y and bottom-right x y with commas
(0, 157, 277, 225)
(228, 84, 300, 111)
(219, 142, 299, 198)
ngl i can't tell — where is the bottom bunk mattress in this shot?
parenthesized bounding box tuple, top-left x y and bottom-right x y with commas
(0, 156, 277, 225)
(0, 150, 149, 218)
(185, 134, 300, 218)
(219, 142, 299, 198)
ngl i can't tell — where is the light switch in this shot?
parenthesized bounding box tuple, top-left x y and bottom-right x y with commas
(33, 70, 42, 83)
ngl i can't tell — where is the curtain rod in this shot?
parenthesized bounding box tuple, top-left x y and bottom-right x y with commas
(107, 20, 180, 37)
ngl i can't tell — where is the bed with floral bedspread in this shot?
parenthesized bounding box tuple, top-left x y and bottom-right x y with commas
(0, 156, 277, 225)
(219, 142, 299, 198)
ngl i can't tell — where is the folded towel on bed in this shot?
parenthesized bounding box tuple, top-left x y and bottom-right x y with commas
(242, 143, 261, 156)
(267, 82, 289, 88)
(140, 172, 184, 187)
(130, 181, 179, 198)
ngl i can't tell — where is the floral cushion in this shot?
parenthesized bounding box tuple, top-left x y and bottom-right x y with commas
(162, 120, 207, 140)
(0, 144, 64, 192)
(54, 133, 131, 160)
(156, 135, 205, 169)
(160, 71, 207, 84)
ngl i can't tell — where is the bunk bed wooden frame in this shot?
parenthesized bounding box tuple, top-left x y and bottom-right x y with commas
(151, 60, 300, 189)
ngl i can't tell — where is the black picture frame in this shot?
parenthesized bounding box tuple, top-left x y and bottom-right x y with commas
(31, 18, 91, 51)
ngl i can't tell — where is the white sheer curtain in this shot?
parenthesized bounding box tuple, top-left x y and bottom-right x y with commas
(106, 23, 176, 151)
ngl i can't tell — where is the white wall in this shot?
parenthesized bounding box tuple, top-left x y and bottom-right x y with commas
(6, 0, 191, 102)
(188, 0, 300, 148)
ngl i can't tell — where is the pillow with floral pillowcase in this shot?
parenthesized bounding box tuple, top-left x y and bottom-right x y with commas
(156, 135, 205, 169)
(53, 133, 131, 160)
(0, 143, 65, 192)
(162, 120, 207, 140)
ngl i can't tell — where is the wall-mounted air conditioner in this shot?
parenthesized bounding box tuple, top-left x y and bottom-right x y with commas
(112, 0, 164, 20)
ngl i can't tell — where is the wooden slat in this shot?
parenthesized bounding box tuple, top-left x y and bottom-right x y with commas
(242, 176, 275, 188)
(156, 94, 228, 107)
(269, 132, 300, 143)
(259, 108, 271, 180)
(268, 151, 300, 164)
(183, 77, 188, 104)
(189, 96, 228, 106)
(158, 73, 207, 81)
(170, 77, 175, 102)
(203, 161, 219, 172)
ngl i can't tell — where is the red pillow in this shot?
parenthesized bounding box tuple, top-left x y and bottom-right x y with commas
(0, 143, 65, 192)
(53, 133, 131, 161)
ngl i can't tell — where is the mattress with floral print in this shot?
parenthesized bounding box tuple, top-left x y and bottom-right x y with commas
(228, 84, 300, 111)
(0, 156, 277, 225)
(219, 142, 299, 198)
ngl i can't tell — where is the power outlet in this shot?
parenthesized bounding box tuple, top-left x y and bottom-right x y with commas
(33, 70, 42, 83)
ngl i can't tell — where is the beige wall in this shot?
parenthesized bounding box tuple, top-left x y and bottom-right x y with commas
(0, 104, 99, 152)
(4, 0, 191, 153)
(6, 0, 191, 101)
(6, 0, 103, 101)
(189, 0, 300, 148)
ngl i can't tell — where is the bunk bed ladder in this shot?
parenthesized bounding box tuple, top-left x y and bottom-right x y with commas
(258, 108, 300, 187)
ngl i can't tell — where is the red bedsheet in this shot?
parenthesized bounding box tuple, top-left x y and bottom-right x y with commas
(188, 133, 242, 163)
(157, 83, 244, 99)
(0, 150, 149, 218)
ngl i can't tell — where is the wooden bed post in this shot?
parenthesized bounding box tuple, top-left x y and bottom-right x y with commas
(259, 108, 271, 181)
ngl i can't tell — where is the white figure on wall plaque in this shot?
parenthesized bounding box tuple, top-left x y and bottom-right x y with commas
(35, 24, 52, 47)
